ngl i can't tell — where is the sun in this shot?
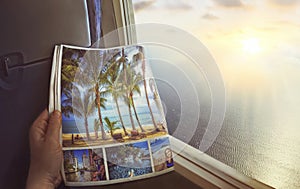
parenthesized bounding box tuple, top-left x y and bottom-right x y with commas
(242, 38, 262, 54)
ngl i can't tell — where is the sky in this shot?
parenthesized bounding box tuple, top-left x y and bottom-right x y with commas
(72, 149, 90, 168)
(130, 141, 149, 149)
(150, 137, 170, 153)
(132, 0, 300, 92)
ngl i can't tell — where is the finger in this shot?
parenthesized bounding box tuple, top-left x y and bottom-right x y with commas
(46, 110, 62, 141)
(30, 109, 49, 142)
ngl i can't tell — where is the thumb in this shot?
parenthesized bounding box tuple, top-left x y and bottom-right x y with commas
(46, 110, 62, 142)
(30, 109, 49, 143)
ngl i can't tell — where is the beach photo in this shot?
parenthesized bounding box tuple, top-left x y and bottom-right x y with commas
(63, 148, 106, 182)
(105, 141, 152, 180)
(61, 46, 168, 147)
(150, 137, 174, 172)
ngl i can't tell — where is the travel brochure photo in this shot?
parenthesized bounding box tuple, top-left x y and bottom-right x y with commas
(49, 44, 174, 186)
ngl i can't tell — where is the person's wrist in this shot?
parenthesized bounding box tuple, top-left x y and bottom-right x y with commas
(26, 179, 55, 189)
(26, 166, 56, 189)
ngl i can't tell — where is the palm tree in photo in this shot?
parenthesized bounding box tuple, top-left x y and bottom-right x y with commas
(93, 97, 107, 139)
(123, 65, 145, 132)
(94, 119, 100, 139)
(106, 61, 129, 136)
(61, 49, 98, 140)
(133, 51, 159, 131)
(61, 49, 118, 141)
(104, 117, 119, 137)
(115, 48, 138, 132)
(71, 85, 95, 140)
(94, 82, 108, 140)
(61, 50, 84, 118)
(123, 94, 137, 131)
(84, 50, 110, 140)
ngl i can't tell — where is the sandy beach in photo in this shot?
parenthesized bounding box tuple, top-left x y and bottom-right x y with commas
(62, 125, 167, 147)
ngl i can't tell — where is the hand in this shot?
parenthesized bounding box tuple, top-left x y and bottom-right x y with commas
(26, 110, 63, 189)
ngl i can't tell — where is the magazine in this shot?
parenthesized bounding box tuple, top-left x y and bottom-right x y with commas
(49, 44, 174, 186)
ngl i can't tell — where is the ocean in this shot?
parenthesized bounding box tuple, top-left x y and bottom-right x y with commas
(160, 68, 300, 189)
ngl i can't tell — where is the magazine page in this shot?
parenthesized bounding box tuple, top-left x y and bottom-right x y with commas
(49, 45, 62, 113)
(55, 44, 174, 186)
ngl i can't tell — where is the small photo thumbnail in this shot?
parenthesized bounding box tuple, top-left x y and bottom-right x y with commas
(106, 141, 152, 180)
(150, 137, 174, 172)
(63, 148, 106, 182)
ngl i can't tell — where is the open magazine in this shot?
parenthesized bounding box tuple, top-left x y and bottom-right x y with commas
(49, 44, 174, 186)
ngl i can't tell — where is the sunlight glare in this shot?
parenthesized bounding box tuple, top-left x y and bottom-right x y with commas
(242, 38, 262, 54)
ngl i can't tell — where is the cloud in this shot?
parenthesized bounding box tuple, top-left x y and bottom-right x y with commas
(133, 1, 155, 12)
(255, 26, 278, 32)
(213, 0, 243, 7)
(202, 13, 219, 20)
(132, 0, 193, 11)
(270, 0, 299, 6)
(270, 20, 300, 29)
(154, 0, 193, 10)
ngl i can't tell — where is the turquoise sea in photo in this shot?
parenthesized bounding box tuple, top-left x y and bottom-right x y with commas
(62, 103, 164, 134)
